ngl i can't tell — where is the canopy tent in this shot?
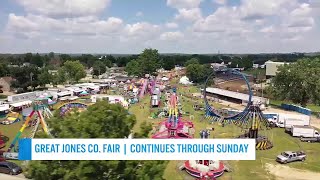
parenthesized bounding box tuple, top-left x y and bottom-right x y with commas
(47, 98, 56, 105)
(161, 77, 169, 81)
(80, 91, 89, 96)
(179, 76, 193, 85)
(68, 96, 79, 100)
(10, 100, 33, 108)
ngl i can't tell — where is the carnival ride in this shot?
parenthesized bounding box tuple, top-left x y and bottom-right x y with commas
(149, 79, 156, 95)
(203, 68, 273, 150)
(1, 112, 20, 125)
(180, 130, 225, 180)
(152, 87, 194, 139)
(7, 98, 53, 153)
(139, 79, 149, 98)
(57, 102, 88, 116)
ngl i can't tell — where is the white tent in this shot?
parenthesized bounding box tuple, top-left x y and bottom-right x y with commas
(161, 77, 169, 81)
(179, 76, 193, 85)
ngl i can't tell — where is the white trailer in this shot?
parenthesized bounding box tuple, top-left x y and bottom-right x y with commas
(284, 118, 310, 131)
(291, 125, 320, 138)
(151, 95, 160, 107)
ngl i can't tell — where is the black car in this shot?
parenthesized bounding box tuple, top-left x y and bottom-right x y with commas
(0, 161, 23, 175)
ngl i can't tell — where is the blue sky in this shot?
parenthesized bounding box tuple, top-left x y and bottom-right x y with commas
(0, 0, 319, 54)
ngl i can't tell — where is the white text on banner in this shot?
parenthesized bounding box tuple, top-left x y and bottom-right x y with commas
(19, 139, 256, 160)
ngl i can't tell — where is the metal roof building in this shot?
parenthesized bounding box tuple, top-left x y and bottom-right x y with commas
(205, 87, 269, 105)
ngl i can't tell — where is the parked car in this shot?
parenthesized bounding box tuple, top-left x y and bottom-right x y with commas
(276, 151, 306, 164)
(0, 161, 22, 175)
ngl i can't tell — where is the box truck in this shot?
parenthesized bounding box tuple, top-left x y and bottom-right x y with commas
(284, 118, 310, 132)
(291, 125, 319, 138)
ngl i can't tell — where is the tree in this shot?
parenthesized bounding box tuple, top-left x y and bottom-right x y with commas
(38, 69, 52, 87)
(185, 58, 199, 67)
(0, 63, 9, 77)
(160, 56, 175, 70)
(31, 53, 44, 67)
(59, 54, 72, 64)
(106, 55, 116, 63)
(92, 61, 107, 76)
(24, 53, 33, 63)
(103, 59, 112, 68)
(270, 58, 320, 107)
(25, 101, 167, 180)
(124, 49, 160, 77)
(59, 60, 86, 83)
(49, 52, 55, 59)
(137, 48, 161, 75)
(125, 60, 141, 76)
(186, 63, 212, 84)
(10, 65, 40, 91)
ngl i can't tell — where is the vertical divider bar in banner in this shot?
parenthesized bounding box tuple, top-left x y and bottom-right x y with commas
(18, 138, 32, 160)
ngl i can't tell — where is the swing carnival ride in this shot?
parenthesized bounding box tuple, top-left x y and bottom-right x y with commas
(203, 68, 273, 150)
(152, 87, 195, 139)
(180, 130, 225, 180)
(57, 102, 88, 116)
(7, 98, 53, 155)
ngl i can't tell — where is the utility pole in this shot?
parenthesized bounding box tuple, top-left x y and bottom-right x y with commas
(30, 72, 34, 91)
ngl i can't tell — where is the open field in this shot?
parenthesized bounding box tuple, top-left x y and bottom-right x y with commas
(216, 79, 249, 94)
(161, 82, 320, 180)
(1, 80, 319, 180)
(0, 120, 32, 150)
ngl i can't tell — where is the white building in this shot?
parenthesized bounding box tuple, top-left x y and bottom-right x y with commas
(265, 60, 290, 77)
(205, 87, 269, 105)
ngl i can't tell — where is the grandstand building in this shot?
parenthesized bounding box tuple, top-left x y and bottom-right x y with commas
(205, 87, 269, 105)
(214, 70, 254, 84)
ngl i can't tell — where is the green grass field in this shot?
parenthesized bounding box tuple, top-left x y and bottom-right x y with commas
(1, 83, 319, 179)
(145, 82, 320, 180)
(0, 118, 32, 151)
(243, 68, 266, 77)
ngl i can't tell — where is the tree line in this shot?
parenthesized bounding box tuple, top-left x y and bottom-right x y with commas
(0, 50, 319, 94)
(0, 51, 309, 71)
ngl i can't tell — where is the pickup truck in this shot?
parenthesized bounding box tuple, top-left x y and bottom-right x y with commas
(276, 151, 306, 164)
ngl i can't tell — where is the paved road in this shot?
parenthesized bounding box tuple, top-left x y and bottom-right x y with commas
(0, 173, 26, 179)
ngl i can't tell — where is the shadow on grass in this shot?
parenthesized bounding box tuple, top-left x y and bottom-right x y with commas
(0, 135, 10, 149)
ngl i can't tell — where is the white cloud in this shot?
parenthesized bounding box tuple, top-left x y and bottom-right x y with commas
(166, 22, 179, 28)
(1, 0, 319, 53)
(175, 8, 202, 22)
(167, 0, 202, 9)
(259, 26, 275, 33)
(192, 7, 246, 34)
(160, 31, 184, 41)
(136, 11, 143, 17)
(124, 22, 161, 41)
(16, 0, 111, 17)
(213, 0, 227, 5)
(239, 0, 294, 20)
(309, 0, 320, 8)
(6, 13, 123, 38)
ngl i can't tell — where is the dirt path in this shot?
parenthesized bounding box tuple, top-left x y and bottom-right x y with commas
(0, 174, 26, 180)
(265, 163, 320, 180)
